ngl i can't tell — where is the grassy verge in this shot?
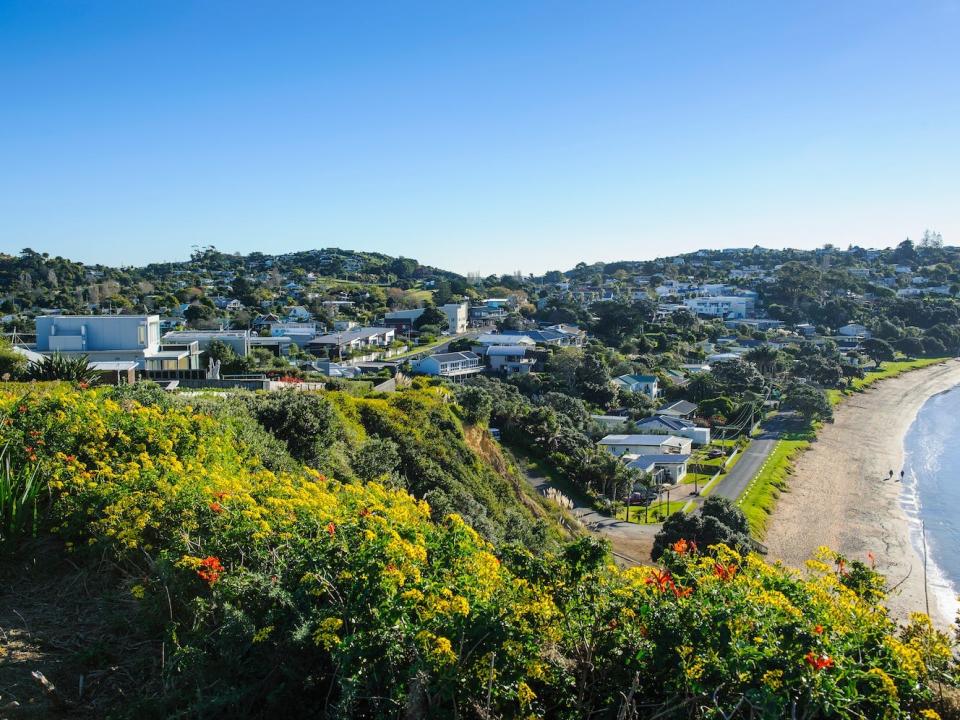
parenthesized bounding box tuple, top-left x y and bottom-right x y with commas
(735, 439, 810, 536)
(740, 358, 950, 535)
(828, 357, 948, 406)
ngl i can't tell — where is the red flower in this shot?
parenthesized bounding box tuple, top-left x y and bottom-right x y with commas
(197, 556, 224, 585)
(713, 563, 738, 581)
(64, 455, 76, 463)
(214, 491, 228, 500)
(646, 569, 674, 592)
(326, 522, 336, 537)
(18, 405, 27, 413)
(813, 624, 824, 635)
(78, 382, 89, 389)
(672, 585, 693, 598)
(209, 501, 223, 514)
(804, 651, 834, 671)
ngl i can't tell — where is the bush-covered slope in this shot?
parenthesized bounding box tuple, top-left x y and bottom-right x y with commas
(0, 385, 956, 719)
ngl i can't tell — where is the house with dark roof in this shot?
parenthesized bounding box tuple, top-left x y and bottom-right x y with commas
(656, 400, 698, 419)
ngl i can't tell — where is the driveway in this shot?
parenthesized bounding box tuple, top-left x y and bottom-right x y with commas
(522, 463, 658, 564)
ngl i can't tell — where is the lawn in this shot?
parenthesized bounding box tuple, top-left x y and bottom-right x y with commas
(617, 499, 687, 525)
(828, 357, 948, 405)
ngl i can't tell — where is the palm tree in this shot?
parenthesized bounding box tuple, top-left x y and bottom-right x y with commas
(745, 345, 782, 378)
(26, 353, 100, 385)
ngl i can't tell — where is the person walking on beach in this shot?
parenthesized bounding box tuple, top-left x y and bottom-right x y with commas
(899, 470, 904, 482)
(889, 469, 894, 480)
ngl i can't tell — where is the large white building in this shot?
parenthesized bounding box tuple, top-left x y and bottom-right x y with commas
(683, 295, 754, 319)
(35, 314, 201, 370)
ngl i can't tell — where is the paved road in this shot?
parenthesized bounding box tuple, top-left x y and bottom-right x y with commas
(708, 413, 795, 501)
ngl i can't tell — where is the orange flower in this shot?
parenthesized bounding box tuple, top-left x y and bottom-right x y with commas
(672, 538, 689, 555)
(64, 455, 76, 463)
(646, 569, 674, 592)
(813, 625, 824, 635)
(713, 563, 738, 581)
(209, 501, 223, 514)
(804, 651, 834, 671)
(326, 522, 336, 537)
(197, 556, 224, 585)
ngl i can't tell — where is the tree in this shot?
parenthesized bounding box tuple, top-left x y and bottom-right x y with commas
(351, 437, 401, 483)
(546, 347, 583, 390)
(0, 339, 27, 380)
(651, 497, 752, 560)
(413, 306, 448, 332)
(894, 336, 924, 358)
(588, 300, 655, 346)
(862, 338, 895, 367)
(247, 390, 343, 468)
(206, 339, 251, 374)
(782, 381, 833, 422)
(389, 257, 419, 279)
(791, 353, 843, 388)
(184, 303, 215, 326)
(455, 386, 493, 425)
(744, 345, 784, 378)
(710, 360, 764, 397)
(434, 279, 452, 306)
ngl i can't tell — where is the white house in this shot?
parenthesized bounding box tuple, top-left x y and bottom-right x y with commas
(634, 415, 710, 446)
(626, 454, 690, 484)
(475, 333, 535, 347)
(414, 351, 483, 378)
(35, 314, 200, 370)
(597, 434, 692, 457)
(837, 323, 871, 339)
(308, 327, 395, 354)
(612, 374, 659, 399)
(683, 296, 754, 319)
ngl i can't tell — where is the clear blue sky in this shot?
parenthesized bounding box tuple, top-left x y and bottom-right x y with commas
(1, 1, 958, 275)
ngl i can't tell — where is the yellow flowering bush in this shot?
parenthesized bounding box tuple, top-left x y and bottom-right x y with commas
(1, 384, 956, 719)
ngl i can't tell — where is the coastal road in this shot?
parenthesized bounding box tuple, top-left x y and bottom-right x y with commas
(708, 414, 795, 501)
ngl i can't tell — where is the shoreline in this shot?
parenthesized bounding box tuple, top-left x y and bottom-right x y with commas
(765, 359, 960, 628)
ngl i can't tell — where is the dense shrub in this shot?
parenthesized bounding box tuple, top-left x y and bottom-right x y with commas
(0, 385, 955, 719)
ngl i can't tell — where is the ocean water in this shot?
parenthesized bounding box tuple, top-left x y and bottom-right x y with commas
(902, 385, 960, 624)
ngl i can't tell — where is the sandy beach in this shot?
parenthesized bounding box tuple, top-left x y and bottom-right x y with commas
(765, 360, 960, 627)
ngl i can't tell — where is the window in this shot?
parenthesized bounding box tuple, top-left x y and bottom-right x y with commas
(138, 325, 146, 346)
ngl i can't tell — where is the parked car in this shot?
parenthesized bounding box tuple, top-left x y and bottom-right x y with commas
(625, 489, 659, 506)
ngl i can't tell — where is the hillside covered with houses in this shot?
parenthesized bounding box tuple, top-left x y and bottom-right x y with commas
(2, 234, 960, 717)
